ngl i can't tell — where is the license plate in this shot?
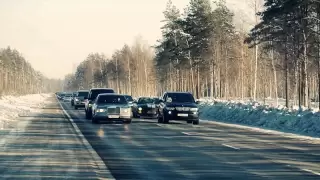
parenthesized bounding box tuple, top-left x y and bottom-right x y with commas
(108, 115, 119, 118)
(177, 114, 188, 117)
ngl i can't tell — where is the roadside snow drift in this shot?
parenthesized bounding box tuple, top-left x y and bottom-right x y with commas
(198, 99, 320, 137)
(0, 94, 51, 129)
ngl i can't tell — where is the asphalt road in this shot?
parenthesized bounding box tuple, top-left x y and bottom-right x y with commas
(1, 97, 320, 180)
(0, 96, 113, 180)
(60, 100, 320, 180)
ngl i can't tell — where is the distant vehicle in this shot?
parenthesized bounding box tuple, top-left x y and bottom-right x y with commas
(70, 92, 77, 106)
(132, 97, 159, 119)
(157, 92, 199, 125)
(63, 94, 73, 102)
(74, 90, 89, 109)
(123, 95, 134, 106)
(91, 93, 132, 124)
(84, 88, 115, 119)
(57, 92, 66, 100)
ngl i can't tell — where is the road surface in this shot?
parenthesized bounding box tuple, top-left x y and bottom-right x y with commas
(1, 96, 320, 179)
(60, 99, 320, 180)
(0, 96, 113, 179)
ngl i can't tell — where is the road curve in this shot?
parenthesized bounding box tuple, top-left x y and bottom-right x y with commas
(61, 100, 320, 180)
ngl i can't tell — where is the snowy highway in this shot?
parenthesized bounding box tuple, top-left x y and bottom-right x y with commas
(0, 95, 320, 179)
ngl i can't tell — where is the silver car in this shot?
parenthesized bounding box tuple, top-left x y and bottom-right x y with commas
(63, 94, 73, 102)
(91, 93, 132, 124)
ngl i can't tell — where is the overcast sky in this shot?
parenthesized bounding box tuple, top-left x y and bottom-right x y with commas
(0, 0, 252, 79)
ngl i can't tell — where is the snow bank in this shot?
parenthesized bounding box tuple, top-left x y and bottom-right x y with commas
(198, 99, 320, 137)
(0, 94, 52, 129)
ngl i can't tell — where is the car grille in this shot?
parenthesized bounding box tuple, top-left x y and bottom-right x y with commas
(175, 107, 190, 111)
(107, 107, 120, 114)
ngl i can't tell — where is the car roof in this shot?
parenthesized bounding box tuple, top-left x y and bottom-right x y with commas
(77, 90, 89, 92)
(90, 88, 114, 90)
(164, 91, 192, 94)
(97, 93, 118, 96)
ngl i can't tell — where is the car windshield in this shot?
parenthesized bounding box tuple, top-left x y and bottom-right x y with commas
(78, 91, 89, 97)
(138, 97, 155, 104)
(124, 95, 133, 101)
(97, 95, 127, 104)
(153, 98, 161, 104)
(166, 93, 195, 103)
(91, 89, 114, 99)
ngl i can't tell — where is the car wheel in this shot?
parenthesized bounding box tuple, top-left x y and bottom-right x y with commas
(74, 106, 78, 110)
(85, 110, 90, 119)
(123, 119, 132, 124)
(187, 120, 193, 124)
(162, 114, 169, 124)
(157, 116, 163, 123)
(193, 120, 199, 125)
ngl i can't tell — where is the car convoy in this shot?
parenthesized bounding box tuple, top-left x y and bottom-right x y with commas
(55, 88, 200, 125)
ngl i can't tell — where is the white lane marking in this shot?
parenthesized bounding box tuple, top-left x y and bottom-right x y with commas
(181, 132, 192, 135)
(156, 124, 163, 127)
(58, 100, 115, 179)
(301, 169, 320, 176)
(222, 144, 240, 150)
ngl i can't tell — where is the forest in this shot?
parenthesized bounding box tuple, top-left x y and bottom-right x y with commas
(51, 0, 320, 109)
(0, 47, 62, 96)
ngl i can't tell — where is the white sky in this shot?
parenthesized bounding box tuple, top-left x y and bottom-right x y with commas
(0, 0, 252, 79)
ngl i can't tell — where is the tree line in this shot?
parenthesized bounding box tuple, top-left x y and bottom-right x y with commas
(0, 47, 62, 96)
(65, 0, 320, 109)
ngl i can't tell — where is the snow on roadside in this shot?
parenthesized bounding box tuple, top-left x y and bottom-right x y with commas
(198, 98, 320, 138)
(0, 94, 52, 129)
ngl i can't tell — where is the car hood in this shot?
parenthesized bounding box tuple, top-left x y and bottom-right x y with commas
(166, 102, 197, 108)
(138, 103, 158, 107)
(76, 96, 86, 100)
(97, 104, 129, 108)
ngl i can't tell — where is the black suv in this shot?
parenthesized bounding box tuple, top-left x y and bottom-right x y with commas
(158, 92, 199, 124)
(84, 88, 115, 119)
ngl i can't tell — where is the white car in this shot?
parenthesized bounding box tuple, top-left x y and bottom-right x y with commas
(63, 95, 72, 102)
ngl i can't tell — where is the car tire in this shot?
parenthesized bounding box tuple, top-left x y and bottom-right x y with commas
(193, 120, 199, 125)
(123, 119, 132, 124)
(74, 106, 78, 110)
(85, 110, 90, 119)
(163, 114, 169, 124)
(187, 120, 193, 124)
(157, 116, 163, 123)
(92, 117, 99, 124)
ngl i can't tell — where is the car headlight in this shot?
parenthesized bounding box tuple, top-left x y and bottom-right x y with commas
(166, 107, 175, 110)
(96, 109, 105, 112)
(138, 107, 142, 111)
(190, 108, 198, 111)
(121, 108, 131, 115)
(88, 104, 92, 107)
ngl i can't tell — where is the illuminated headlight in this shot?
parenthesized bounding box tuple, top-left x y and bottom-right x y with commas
(166, 107, 175, 110)
(138, 107, 142, 111)
(75, 98, 79, 101)
(88, 104, 92, 107)
(96, 109, 105, 112)
(121, 108, 131, 115)
(190, 108, 198, 112)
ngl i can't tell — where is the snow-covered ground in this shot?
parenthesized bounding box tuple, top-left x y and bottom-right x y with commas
(198, 98, 320, 138)
(0, 94, 52, 129)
